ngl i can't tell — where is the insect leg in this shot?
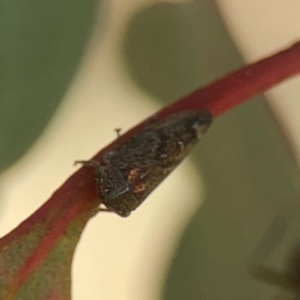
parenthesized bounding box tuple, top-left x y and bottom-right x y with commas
(75, 159, 105, 180)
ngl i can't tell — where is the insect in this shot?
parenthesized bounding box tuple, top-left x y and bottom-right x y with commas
(76, 110, 212, 217)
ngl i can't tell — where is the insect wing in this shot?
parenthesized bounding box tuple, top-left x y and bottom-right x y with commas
(84, 110, 212, 217)
(106, 110, 212, 208)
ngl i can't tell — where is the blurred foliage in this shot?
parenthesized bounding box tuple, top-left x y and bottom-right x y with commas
(124, 1, 239, 102)
(0, 0, 101, 172)
(123, 1, 300, 299)
(2, 0, 299, 298)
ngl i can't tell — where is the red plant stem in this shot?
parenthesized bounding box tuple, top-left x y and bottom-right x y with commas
(160, 41, 300, 118)
(2, 40, 300, 238)
(3, 40, 300, 234)
(1, 41, 300, 293)
(92, 41, 300, 159)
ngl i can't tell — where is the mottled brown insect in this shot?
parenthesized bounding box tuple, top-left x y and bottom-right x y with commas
(76, 110, 212, 217)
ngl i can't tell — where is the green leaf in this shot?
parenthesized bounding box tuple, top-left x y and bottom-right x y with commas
(0, 0, 100, 172)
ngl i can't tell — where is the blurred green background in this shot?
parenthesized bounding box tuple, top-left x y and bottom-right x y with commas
(2, 1, 300, 299)
(123, 2, 300, 299)
(0, 0, 100, 172)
